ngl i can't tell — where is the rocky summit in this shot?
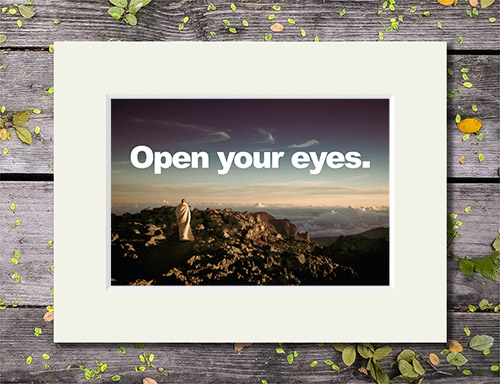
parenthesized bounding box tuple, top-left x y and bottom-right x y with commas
(111, 206, 389, 286)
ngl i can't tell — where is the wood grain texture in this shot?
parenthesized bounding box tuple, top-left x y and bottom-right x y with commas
(1, 182, 498, 308)
(0, 309, 499, 384)
(0, 0, 499, 49)
(0, 50, 498, 177)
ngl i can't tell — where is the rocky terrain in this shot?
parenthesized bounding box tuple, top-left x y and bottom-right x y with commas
(111, 206, 389, 286)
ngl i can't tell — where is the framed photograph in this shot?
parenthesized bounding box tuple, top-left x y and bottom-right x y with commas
(54, 42, 447, 342)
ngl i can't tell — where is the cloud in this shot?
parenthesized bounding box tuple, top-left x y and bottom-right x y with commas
(288, 139, 319, 148)
(256, 128, 276, 144)
(131, 118, 230, 143)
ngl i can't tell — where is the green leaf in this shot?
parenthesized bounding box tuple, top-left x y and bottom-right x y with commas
(462, 134, 470, 141)
(178, 23, 184, 30)
(230, 3, 236, 11)
(458, 36, 463, 45)
(242, 19, 249, 26)
(397, 349, 416, 362)
(478, 153, 484, 162)
(342, 345, 356, 366)
(479, 299, 492, 310)
(447, 68, 454, 76)
(464, 327, 471, 336)
(222, 19, 230, 26)
(18, 4, 35, 19)
(129, 0, 151, 13)
(357, 344, 373, 359)
(410, 6, 417, 13)
(119, 346, 126, 354)
(459, 259, 474, 276)
(124, 13, 137, 25)
(207, 3, 216, 11)
(340, 8, 346, 16)
(492, 235, 500, 251)
(483, 348, 490, 355)
(463, 369, 471, 375)
(455, 114, 461, 123)
(469, 335, 494, 351)
(398, 360, 419, 378)
(491, 365, 499, 371)
(34, 327, 42, 337)
(11, 257, 18, 265)
(111, 375, 121, 381)
(463, 82, 473, 88)
(447, 352, 468, 368)
(464, 205, 471, 213)
(26, 356, 32, 364)
(369, 359, 390, 384)
(477, 132, 483, 142)
(287, 353, 294, 364)
(34, 126, 40, 134)
(287, 18, 295, 24)
(473, 251, 500, 281)
(272, 5, 281, 11)
(413, 359, 425, 375)
(275, 347, 285, 354)
(300, 28, 306, 37)
(310, 360, 318, 367)
(228, 27, 237, 34)
(14, 251, 20, 259)
(13, 110, 31, 126)
(437, 21, 442, 29)
(324, 360, 334, 365)
(33, 109, 41, 114)
(46, 86, 54, 96)
(264, 34, 272, 41)
(16, 127, 32, 144)
(332, 343, 350, 352)
(109, 0, 127, 6)
(268, 14, 275, 20)
(0, 35, 6, 43)
(42, 353, 50, 360)
(468, 304, 477, 312)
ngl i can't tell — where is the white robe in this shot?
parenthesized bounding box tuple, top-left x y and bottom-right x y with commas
(175, 203, 195, 241)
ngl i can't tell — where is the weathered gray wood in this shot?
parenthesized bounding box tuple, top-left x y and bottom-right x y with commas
(0, 0, 498, 49)
(1, 50, 498, 177)
(1, 182, 498, 307)
(0, 309, 498, 384)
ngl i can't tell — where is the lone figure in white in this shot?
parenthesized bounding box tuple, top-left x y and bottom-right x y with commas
(175, 199, 195, 242)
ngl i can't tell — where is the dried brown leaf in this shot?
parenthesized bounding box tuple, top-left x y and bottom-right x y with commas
(234, 343, 253, 352)
(0, 128, 7, 141)
(43, 311, 54, 322)
(270, 23, 284, 32)
(447, 339, 463, 353)
(459, 155, 466, 164)
(469, 0, 478, 6)
(143, 378, 157, 384)
(429, 353, 440, 365)
(358, 367, 368, 375)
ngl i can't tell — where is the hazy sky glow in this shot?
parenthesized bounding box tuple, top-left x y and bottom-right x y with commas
(111, 99, 389, 211)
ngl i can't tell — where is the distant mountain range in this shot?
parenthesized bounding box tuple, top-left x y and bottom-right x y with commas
(312, 227, 389, 247)
(111, 206, 389, 286)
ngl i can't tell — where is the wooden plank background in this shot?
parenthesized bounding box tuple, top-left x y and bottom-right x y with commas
(0, 0, 499, 383)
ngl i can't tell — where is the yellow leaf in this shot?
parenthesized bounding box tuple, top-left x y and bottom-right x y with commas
(437, 0, 455, 4)
(447, 339, 463, 352)
(457, 118, 482, 133)
(429, 353, 440, 365)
